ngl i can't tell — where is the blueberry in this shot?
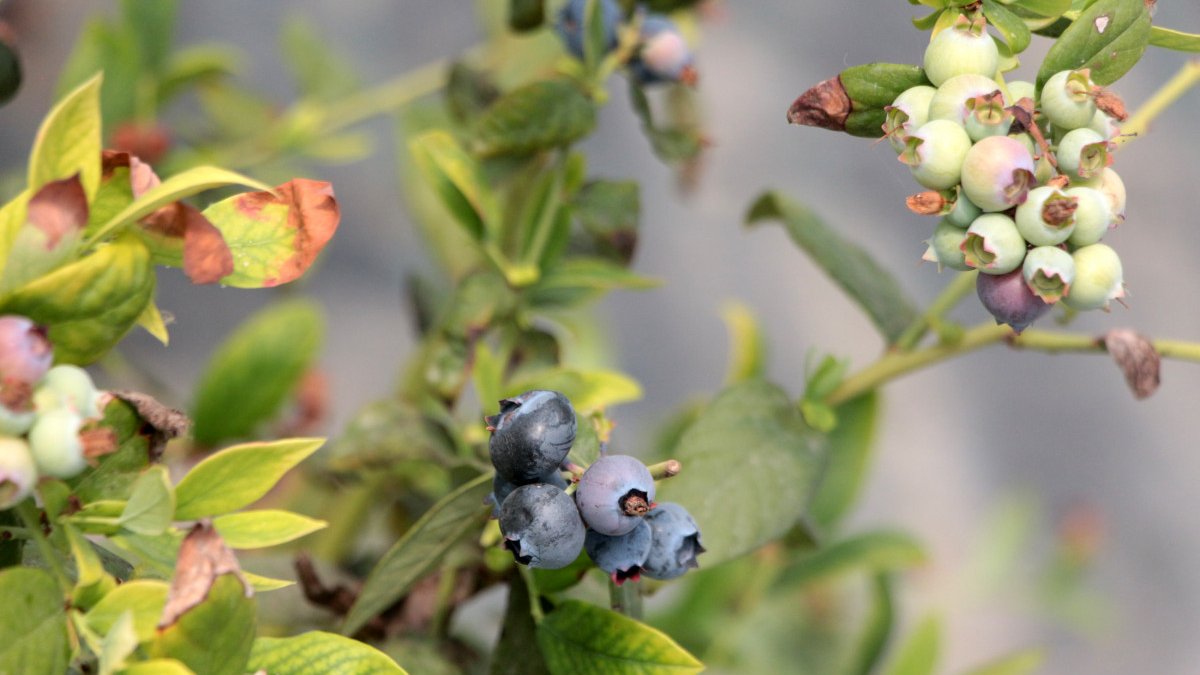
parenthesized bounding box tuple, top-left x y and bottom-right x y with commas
(498, 483, 586, 569)
(631, 15, 696, 85)
(0, 315, 52, 389)
(898, 119, 972, 191)
(641, 502, 703, 580)
(574, 454, 655, 536)
(556, 0, 621, 60)
(585, 519, 652, 585)
(976, 268, 1050, 333)
(489, 468, 567, 518)
(28, 407, 87, 479)
(0, 437, 37, 509)
(959, 135, 1035, 212)
(921, 15, 999, 88)
(33, 364, 101, 418)
(1040, 69, 1096, 131)
(487, 390, 576, 483)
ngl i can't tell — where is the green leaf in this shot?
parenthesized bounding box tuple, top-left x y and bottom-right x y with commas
(526, 257, 659, 308)
(109, 530, 183, 578)
(847, 574, 896, 675)
(120, 659, 195, 675)
(509, 0, 546, 32)
(570, 179, 640, 264)
(190, 299, 324, 446)
(0, 175, 89, 295)
(121, 0, 177, 73)
(583, 0, 609, 73)
(409, 130, 497, 240)
(721, 302, 766, 385)
(249, 631, 407, 675)
(983, 0, 1032, 54)
(86, 579, 169, 643)
(243, 571, 295, 592)
(150, 574, 257, 675)
(536, 600, 703, 675)
(1149, 26, 1200, 52)
(492, 573, 551, 675)
(341, 474, 491, 636)
(809, 392, 879, 530)
(0, 232, 154, 364)
(213, 509, 327, 549)
(1011, 0, 1071, 17)
(0, 567, 69, 674)
(173, 437, 325, 520)
(746, 191, 919, 344)
(29, 72, 102, 200)
(884, 615, 941, 675)
(72, 397, 154, 503)
(507, 367, 642, 411)
(777, 530, 927, 588)
(98, 609, 139, 675)
(657, 380, 821, 566)
(64, 522, 116, 608)
(119, 465, 175, 535)
(280, 17, 359, 101)
(1036, 0, 1151, 90)
(473, 79, 596, 157)
(963, 649, 1045, 675)
(158, 45, 239, 102)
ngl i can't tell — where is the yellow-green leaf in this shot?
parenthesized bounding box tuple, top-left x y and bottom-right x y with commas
(721, 302, 766, 385)
(213, 509, 327, 549)
(242, 572, 295, 592)
(536, 600, 703, 675)
(136, 300, 170, 345)
(409, 130, 498, 240)
(248, 631, 408, 675)
(0, 567, 70, 674)
(173, 437, 324, 520)
(99, 610, 139, 675)
(506, 367, 642, 412)
(119, 465, 175, 536)
(86, 580, 169, 643)
(120, 658, 196, 675)
(28, 72, 102, 200)
(150, 574, 257, 675)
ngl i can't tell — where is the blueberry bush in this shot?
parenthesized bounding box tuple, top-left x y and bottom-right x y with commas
(0, 0, 1199, 673)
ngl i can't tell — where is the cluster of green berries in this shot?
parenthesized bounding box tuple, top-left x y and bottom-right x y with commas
(0, 315, 105, 509)
(557, 0, 699, 86)
(486, 390, 703, 583)
(886, 15, 1128, 332)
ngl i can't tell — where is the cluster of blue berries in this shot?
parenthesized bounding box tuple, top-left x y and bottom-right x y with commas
(888, 14, 1128, 332)
(486, 390, 703, 583)
(0, 315, 107, 508)
(556, 0, 698, 86)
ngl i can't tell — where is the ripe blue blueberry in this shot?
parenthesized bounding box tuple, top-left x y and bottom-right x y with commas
(976, 269, 1051, 333)
(489, 468, 567, 518)
(631, 15, 696, 85)
(556, 0, 621, 60)
(499, 483, 586, 569)
(487, 390, 576, 483)
(584, 519, 653, 585)
(641, 502, 704, 580)
(575, 454, 656, 536)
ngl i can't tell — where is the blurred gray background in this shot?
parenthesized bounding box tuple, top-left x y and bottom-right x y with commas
(4, 1, 1200, 672)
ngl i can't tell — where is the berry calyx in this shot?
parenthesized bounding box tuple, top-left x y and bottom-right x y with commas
(928, 73, 1002, 124)
(1022, 245, 1075, 304)
(1015, 186, 1077, 246)
(1040, 69, 1097, 131)
(964, 91, 1012, 141)
(962, 213, 1026, 275)
(1056, 128, 1110, 181)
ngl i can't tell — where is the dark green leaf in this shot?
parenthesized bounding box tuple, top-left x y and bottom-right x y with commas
(157, 46, 239, 102)
(883, 615, 941, 675)
(509, 0, 546, 32)
(191, 299, 324, 446)
(847, 574, 896, 675)
(911, 9, 946, 31)
(809, 392, 879, 531)
(1036, 0, 1151, 89)
(342, 474, 491, 636)
(491, 573, 552, 675)
(327, 399, 456, 474)
(474, 80, 596, 157)
(571, 180, 640, 264)
(121, 0, 176, 74)
(150, 574, 257, 675)
(526, 257, 659, 308)
(536, 600, 703, 674)
(1011, 0, 1071, 17)
(777, 530, 927, 589)
(0, 567, 69, 674)
(531, 549, 593, 594)
(446, 62, 501, 123)
(583, 0, 610, 72)
(438, 270, 516, 340)
(1149, 26, 1200, 52)
(841, 63, 929, 109)
(71, 397, 154, 503)
(983, 0, 1032, 54)
(249, 631, 408, 674)
(657, 380, 821, 566)
(746, 191, 919, 344)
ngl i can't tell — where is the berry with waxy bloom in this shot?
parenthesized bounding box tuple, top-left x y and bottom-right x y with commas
(1023, 245, 1075, 304)
(631, 15, 697, 85)
(487, 390, 576, 483)
(899, 119, 972, 190)
(1040, 69, 1097, 131)
(1006, 80, 1036, 105)
(1064, 186, 1113, 247)
(1063, 243, 1124, 311)
(641, 502, 704, 580)
(962, 213, 1026, 275)
(489, 469, 567, 518)
(1015, 186, 1076, 246)
(1056, 127, 1110, 181)
(884, 85, 936, 152)
(923, 220, 972, 271)
(34, 364, 102, 418)
(499, 483, 586, 569)
(922, 15, 999, 87)
(585, 520, 653, 585)
(928, 73, 1002, 123)
(960, 135, 1035, 212)
(0, 315, 52, 388)
(977, 269, 1051, 333)
(575, 454, 656, 536)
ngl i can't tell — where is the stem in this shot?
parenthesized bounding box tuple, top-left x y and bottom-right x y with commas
(609, 578, 643, 619)
(647, 459, 681, 481)
(1118, 60, 1200, 146)
(518, 565, 544, 624)
(15, 499, 72, 595)
(0, 525, 30, 539)
(893, 270, 979, 351)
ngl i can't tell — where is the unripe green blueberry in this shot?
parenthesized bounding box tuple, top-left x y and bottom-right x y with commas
(963, 213, 1026, 275)
(928, 73, 1003, 124)
(1015, 186, 1076, 246)
(0, 406, 34, 436)
(34, 364, 101, 418)
(1022, 245, 1075, 304)
(28, 407, 87, 479)
(922, 16, 999, 87)
(1040, 70, 1096, 131)
(964, 92, 1012, 141)
(0, 437, 37, 509)
(898, 119, 972, 190)
(1064, 186, 1113, 247)
(960, 135, 1035, 212)
(1056, 127, 1110, 181)
(1087, 109, 1121, 140)
(884, 85, 936, 152)
(1006, 80, 1036, 105)
(943, 186, 981, 228)
(923, 220, 972, 271)
(1063, 243, 1124, 311)
(1098, 167, 1126, 224)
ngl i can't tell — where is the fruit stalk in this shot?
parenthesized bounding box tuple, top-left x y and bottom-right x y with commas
(1118, 59, 1200, 146)
(609, 576, 643, 619)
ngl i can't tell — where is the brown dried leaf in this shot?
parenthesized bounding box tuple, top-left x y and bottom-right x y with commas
(143, 203, 235, 284)
(787, 75, 851, 132)
(27, 174, 88, 250)
(905, 191, 946, 216)
(1103, 329, 1160, 399)
(158, 520, 252, 630)
(101, 149, 160, 197)
(109, 389, 191, 439)
(227, 179, 339, 287)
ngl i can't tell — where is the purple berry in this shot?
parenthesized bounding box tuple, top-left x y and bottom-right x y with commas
(575, 454, 656, 536)
(641, 502, 703, 580)
(0, 315, 52, 391)
(499, 483, 586, 569)
(960, 135, 1035, 212)
(631, 15, 696, 85)
(487, 390, 576, 483)
(977, 268, 1051, 333)
(584, 519, 652, 585)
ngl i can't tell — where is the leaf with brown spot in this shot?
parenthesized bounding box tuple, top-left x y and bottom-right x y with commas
(202, 179, 340, 288)
(0, 175, 89, 293)
(1103, 329, 1160, 399)
(158, 520, 252, 630)
(142, 203, 234, 284)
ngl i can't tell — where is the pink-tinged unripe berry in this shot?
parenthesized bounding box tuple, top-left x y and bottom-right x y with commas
(960, 135, 1035, 212)
(884, 85, 936, 152)
(922, 15, 999, 87)
(1015, 186, 1077, 246)
(977, 268, 1051, 333)
(1040, 70, 1097, 131)
(963, 213, 1026, 274)
(0, 315, 52, 388)
(0, 437, 37, 509)
(28, 407, 87, 479)
(1063, 186, 1112, 247)
(1006, 80, 1036, 105)
(1023, 245, 1075, 304)
(928, 74, 1002, 124)
(1063, 243, 1124, 311)
(1056, 128, 1110, 181)
(923, 220, 972, 271)
(964, 92, 1013, 141)
(899, 119, 972, 190)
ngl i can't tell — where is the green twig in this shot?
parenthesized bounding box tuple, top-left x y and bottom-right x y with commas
(0, 525, 30, 540)
(15, 499, 72, 595)
(609, 578, 643, 620)
(518, 565, 544, 624)
(893, 270, 978, 352)
(1118, 60, 1200, 145)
